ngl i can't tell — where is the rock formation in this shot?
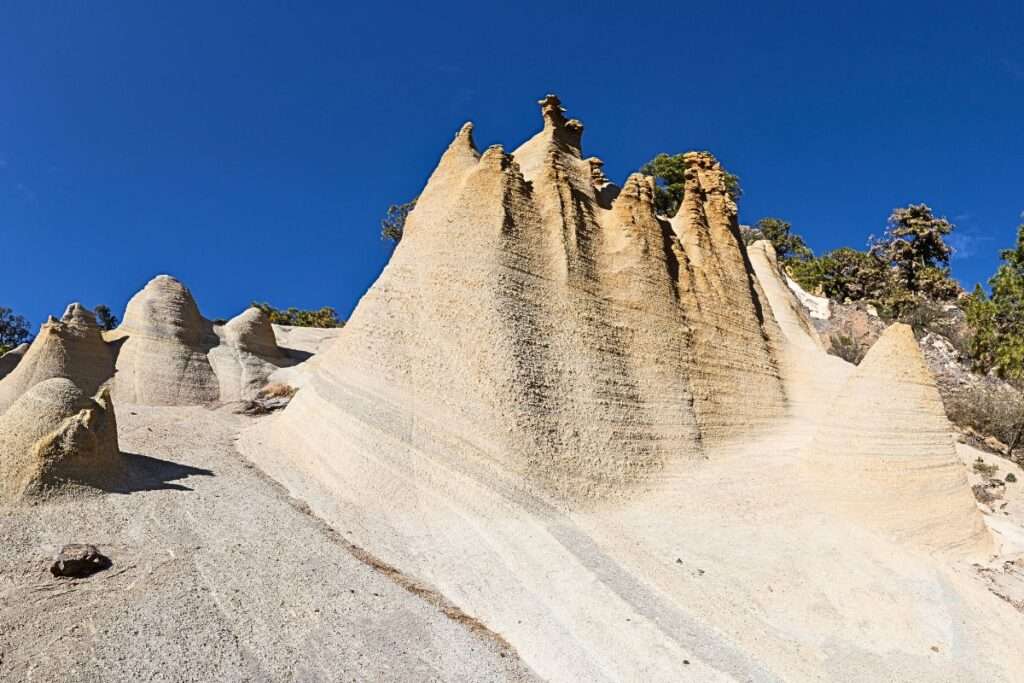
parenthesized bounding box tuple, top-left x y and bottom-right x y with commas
(746, 240, 824, 353)
(801, 323, 990, 554)
(208, 306, 292, 401)
(106, 275, 221, 405)
(0, 303, 114, 414)
(0, 377, 120, 501)
(0, 343, 28, 381)
(254, 95, 786, 504)
(237, 97, 997, 680)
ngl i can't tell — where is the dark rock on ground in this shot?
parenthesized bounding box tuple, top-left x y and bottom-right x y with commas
(51, 544, 112, 578)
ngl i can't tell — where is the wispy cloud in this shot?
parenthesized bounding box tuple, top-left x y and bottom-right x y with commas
(948, 212, 995, 260)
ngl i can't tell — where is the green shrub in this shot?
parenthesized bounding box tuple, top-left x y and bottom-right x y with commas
(973, 457, 999, 478)
(0, 306, 31, 354)
(251, 302, 345, 328)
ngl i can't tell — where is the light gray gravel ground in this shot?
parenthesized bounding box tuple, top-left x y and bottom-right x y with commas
(0, 404, 536, 682)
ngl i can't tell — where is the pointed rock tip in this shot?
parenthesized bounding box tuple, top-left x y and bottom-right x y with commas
(61, 302, 98, 327)
(683, 150, 721, 168)
(613, 173, 655, 205)
(452, 121, 476, 148)
(749, 239, 778, 260)
(538, 94, 566, 125)
(858, 323, 929, 376)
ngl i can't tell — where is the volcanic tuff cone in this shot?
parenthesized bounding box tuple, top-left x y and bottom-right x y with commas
(106, 275, 221, 405)
(801, 322, 990, 554)
(0, 377, 120, 501)
(0, 303, 114, 414)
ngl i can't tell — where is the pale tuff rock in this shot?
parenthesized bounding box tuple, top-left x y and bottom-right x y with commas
(255, 94, 793, 505)
(667, 153, 787, 443)
(208, 306, 293, 401)
(746, 240, 824, 353)
(0, 343, 28, 381)
(1, 277, 300, 411)
(785, 273, 830, 320)
(0, 303, 114, 414)
(802, 323, 990, 554)
(0, 378, 121, 502)
(106, 275, 221, 405)
(228, 95, 1005, 681)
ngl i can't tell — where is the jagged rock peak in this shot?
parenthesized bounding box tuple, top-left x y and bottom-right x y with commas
(0, 302, 115, 413)
(455, 121, 475, 143)
(537, 93, 583, 152)
(588, 157, 620, 207)
(61, 302, 99, 328)
(587, 157, 611, 187)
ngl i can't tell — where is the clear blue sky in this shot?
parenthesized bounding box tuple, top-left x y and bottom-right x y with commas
(2, 1, 1022, 328)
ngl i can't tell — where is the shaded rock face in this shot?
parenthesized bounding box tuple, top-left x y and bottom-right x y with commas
(106, 275, 221, 406)
(209, 307, 293, 401)
(0, 343, 29, 381)
(801, 323, 989, 554)
(0, 378, 121, 502)
(0, 304, 115, 414)
(267, 95, 786, 502)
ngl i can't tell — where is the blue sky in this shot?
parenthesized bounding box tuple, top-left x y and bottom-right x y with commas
(2, 1, 1022, 328)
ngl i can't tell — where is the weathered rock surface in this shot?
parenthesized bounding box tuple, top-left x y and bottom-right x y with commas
(801, 323, 990, 554)
(0, 377, 121, 501)
(0, 343, 28, 380)
(50, 543, 112, 577)
(239, 96, 1012, 681)
(0, 304, 114, 414)
(209, 307, 293, 401)
(256, 95, 786, 508)
(106, 275, 221, 405)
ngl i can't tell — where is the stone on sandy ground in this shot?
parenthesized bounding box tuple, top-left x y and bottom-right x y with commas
(50, 543, 112, 578)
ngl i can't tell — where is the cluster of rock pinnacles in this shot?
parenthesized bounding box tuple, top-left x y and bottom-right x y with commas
(0, 95, 986, 559)
(0, 276, 296, 501)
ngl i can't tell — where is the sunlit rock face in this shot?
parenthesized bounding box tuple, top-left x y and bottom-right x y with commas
(261, 95, 786, 503)
(0, 378, 121, 502)
(0, 303, 114, 414)
(105, 275, 221, 406)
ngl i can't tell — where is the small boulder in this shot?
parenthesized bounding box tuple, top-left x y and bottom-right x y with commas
(50, 544, 111, 578)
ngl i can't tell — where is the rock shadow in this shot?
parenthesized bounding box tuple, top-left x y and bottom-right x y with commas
(100, 452, 214, 494)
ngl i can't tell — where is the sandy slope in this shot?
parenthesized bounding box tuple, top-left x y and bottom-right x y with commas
(0, 405, 535, 682)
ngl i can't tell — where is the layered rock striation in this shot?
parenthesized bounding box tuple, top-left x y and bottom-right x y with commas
(105, 275, 222, 405)
(209, 306, 293, 401)
(259, 95, 786, 503)
(801, 323, 989, 554)
(0, 303, 114, 414)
